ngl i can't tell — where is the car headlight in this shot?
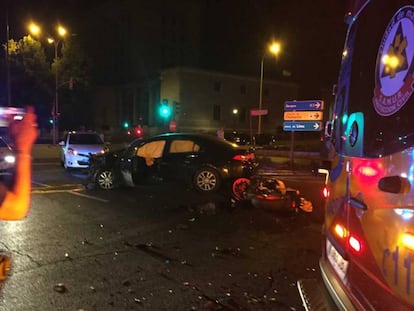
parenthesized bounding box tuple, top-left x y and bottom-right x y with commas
(5, 155, 15, 164)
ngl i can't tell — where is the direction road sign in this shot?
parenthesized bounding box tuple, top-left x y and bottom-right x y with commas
(283, 121, 322, 131)
(250, 109, 268, 116)
(284, 100, 324, 111)
(284, 111, 323, 121)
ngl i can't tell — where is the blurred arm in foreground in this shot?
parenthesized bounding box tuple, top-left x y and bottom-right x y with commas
(0, 106, 38, 220)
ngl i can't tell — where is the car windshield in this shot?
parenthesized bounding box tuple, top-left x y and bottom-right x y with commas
(70, 134, 103, 145)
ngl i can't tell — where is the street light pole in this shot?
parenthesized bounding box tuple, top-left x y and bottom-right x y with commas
(53, 42, 58, 144)
(258, 56, 264, 135)
(257, 41, 281, 135)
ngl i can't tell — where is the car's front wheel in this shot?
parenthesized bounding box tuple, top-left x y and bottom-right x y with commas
(193, 168, 221, 192)
(62, 156, 72, 171)
(95, 169, 115, 190)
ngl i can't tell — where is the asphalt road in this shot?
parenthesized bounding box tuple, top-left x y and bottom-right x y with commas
(0, 154, 326, 311)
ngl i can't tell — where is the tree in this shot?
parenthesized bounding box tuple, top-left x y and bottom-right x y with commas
(52, 36, 92, 130)
(55, 36, 91, 89)
(7, 36, 52, 128)
(4, 35, 91, 131)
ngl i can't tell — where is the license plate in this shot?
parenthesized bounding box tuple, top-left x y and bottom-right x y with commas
(326, 239, 349, 281)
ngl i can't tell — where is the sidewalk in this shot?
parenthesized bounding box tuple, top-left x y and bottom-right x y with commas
(32, 144, 60, 161)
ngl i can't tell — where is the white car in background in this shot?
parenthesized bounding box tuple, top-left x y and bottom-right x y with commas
(59, 131, 107, 170)
(0, 137, 15, 173)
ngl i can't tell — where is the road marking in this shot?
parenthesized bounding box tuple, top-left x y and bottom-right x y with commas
(69, 190, 109, 203)
(31, 186, 109, 203)
(32, 181, 52, 188)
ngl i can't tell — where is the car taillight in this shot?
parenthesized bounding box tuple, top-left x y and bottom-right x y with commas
(233, 153, 255, 161)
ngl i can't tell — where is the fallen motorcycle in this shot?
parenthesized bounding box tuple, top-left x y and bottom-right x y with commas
(231, 170, 313, 213)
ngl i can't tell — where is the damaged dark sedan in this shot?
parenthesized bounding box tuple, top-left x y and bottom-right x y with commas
(87, 132, 257, 193)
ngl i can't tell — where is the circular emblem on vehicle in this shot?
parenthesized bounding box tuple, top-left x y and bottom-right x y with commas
(373, 5, 414, 116)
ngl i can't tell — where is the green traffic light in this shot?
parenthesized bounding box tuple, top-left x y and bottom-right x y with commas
(159, 105, 171, 118)
(123, 121, 129, 128)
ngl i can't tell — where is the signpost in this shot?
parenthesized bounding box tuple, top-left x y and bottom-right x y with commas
(250, 109, 268, 116)
(283, 111, 323, 121)
(249, 108, 268, 142)
(284, 100, 324, 111)
(283, 121, 322, 131)
(283, 100, 324, 168)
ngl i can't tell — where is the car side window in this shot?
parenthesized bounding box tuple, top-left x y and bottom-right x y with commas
(136, 140, 166, 166)
(169, 140, 200, 153)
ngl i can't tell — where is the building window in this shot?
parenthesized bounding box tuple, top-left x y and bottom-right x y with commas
(214, 81, 222, 92)
(240, 84, 246, 95)
(213, 105, 221, 121)
(239, 108, 247, 123)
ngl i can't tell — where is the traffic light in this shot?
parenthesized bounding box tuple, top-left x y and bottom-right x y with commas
(159, 104, 171, 119)
(49, 118, 54, 124)
(123, 121, 129, 128)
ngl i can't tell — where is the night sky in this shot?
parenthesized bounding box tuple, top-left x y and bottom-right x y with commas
(2, 0, 348, 97)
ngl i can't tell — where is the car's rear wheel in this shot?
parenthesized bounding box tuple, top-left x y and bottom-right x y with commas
(193, 168, 221, 192)
(95, 169, 115, 190)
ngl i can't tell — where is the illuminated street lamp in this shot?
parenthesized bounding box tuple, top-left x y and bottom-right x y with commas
(232, 108, 238, 129)
(29, 22, 67, 144)
(258, 41, 281, 135)
(28, 22, 41, 36)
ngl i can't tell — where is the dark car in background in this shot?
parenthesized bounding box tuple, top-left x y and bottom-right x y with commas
(224, 131, 251, 145)
(88, 132, 257, 193)
(252, 133, 277, 149)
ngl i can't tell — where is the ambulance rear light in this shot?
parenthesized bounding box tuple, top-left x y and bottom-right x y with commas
(333, 223, 362, 254)
(401, 232, 414, 251)
(334, 223, 348, 238)
(349, 235, 362, 253)
(355, 161, 382, 181)
(322, 186, 330, 199)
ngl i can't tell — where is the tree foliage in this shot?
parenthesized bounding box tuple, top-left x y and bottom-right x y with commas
(7, 36, 51, 111)
(5, 35, 91, 129)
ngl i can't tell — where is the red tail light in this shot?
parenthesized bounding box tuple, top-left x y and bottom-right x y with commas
(233, 153, 255, 161)
(322, 186, 330, 199)
(333, 223, 362, 254)
(349, 235, 362, 253)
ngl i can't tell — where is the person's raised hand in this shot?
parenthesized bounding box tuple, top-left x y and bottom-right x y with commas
(9, 106, 39, 155)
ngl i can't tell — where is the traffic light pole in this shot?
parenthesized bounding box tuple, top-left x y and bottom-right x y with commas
(53, 42, 59, 145)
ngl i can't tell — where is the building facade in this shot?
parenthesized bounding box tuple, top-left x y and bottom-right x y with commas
(93, 67, 299, 136)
